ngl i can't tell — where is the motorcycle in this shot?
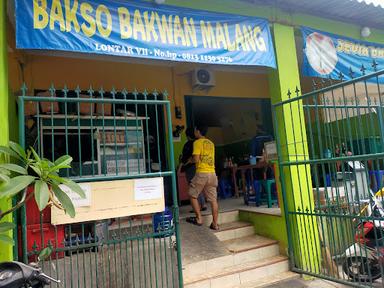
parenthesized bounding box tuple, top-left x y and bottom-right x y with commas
(342, 190, 384, 282)
(0, 261, 60, 288)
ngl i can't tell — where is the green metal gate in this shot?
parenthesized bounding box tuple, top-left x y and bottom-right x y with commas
(273, 66, 384, 287)
(16, 84, 183, 287)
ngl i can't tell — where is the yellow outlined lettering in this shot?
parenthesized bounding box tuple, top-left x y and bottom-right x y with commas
(80, 2, 96, 37)
(49, 0, 66, 31)
(118, 7, 132, 39)
(64, 0, 80, 32)
(95, 5, 112, 38)
(133, 9, 146, 41)
(143, 11, 158, 42)
(33, 0, 49, 29)
(200, 21, 216, 48)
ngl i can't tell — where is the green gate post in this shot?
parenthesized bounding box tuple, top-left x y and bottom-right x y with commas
(269, 23, 320, 273)
(0, 0, 13, 262)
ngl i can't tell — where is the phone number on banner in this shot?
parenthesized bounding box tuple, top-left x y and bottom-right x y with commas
(181, 53, 233, 64)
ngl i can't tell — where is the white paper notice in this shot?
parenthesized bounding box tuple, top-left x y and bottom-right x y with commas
(59, 183, 92, 207)
(134, 177, 163, 201)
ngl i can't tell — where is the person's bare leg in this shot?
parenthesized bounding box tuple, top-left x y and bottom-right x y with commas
(190, 197, 203, 224)
(210, 200, 219, 228)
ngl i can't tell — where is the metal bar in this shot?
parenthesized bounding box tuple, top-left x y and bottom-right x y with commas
(274, 69, 384, 107)
(272, 104, 296, 270)
(303, 104, 383, 109)
(19, 96, 170, 105)
(17, 96, 28, 264)
(17, 86, 184, 288)
(280, 152, 384, 166)
(72, 171, 173, 182)
(165, 102, 183, 287)
(291, 267, 370, 288)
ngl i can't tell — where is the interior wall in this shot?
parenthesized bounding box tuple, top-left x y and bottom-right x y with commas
(7, 53, 270, 122)
(188, 97, 272, 145)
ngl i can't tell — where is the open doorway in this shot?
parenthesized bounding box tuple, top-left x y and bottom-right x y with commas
(183, 95, 275, 203)
(186, 96, 273, 169)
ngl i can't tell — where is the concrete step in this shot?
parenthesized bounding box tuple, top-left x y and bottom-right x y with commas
(213, 221, 254, 241)
(184, 255, 289, 288)
(223, 235, 279, 253)
(225, 236, 280, 266)
(202, 210, 239, 226)
(233, 271, 300, 288)
(183, 235, 280, 279)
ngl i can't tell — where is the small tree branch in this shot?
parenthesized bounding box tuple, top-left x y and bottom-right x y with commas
(0, 189, 34, 220)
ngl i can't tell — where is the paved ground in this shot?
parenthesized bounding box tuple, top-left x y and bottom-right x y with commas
(267, 276, 384, 288)
(265, 278, 349, 288)
(180, 221, 229, 265)
(179, 197, 281, 219)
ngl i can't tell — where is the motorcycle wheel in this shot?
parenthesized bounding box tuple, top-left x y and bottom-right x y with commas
(343, 256, 381, 282)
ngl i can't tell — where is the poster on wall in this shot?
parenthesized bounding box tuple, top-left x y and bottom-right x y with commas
(15, 0, 276, 67)
(51, 178, 165, 225)
(301, 26, 384, 82)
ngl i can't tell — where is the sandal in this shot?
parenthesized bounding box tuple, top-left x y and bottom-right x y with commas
(189, 207, 208, 213)
(186, 217, 203, 226)
(209, 223, 219, 231)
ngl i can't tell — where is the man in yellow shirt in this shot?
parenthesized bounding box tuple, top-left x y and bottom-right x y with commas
(186, 125, 219, 230)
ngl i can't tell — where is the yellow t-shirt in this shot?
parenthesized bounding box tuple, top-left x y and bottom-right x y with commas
(193, 138, 215, 173)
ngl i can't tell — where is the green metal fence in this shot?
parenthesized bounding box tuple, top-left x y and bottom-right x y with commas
(273, 65, 384, 287)
(16, 84, 183, 287)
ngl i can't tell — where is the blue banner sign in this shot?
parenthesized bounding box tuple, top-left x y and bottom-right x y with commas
(302, 27, 384, 81)
(16, 0, 276, 67)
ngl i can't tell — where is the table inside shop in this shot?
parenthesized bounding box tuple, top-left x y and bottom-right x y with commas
(222, 161, 279, 207)
(224, 162, 268, 197)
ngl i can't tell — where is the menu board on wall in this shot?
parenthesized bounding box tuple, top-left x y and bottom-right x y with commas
(51, 178, 165, 225)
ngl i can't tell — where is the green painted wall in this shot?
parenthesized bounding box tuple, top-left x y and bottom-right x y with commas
(239, 211, 288, 255)
(0, 1, 13, 261)
(268, 23, 320, 272)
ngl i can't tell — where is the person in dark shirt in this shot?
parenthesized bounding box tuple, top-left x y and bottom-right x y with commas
(178, 127, 207, 211)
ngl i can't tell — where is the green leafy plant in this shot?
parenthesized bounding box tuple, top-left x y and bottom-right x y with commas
(0, 141, 85, 244)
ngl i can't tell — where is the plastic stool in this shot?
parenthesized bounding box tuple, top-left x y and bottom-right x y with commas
(153, 207, 173, 238)
(262, 179, 278, 208)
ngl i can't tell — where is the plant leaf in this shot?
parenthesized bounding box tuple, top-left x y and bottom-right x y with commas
(0, 234, 14, 245)
(0, 146, 23, 161)
(54, 155, 72, 165)
(29, 147, 41, 162)
(48, 173, 66, 184)
(38, 246, 53, 261)
(29, 164, 42, 177)
(50, 155, 73, 171)
(0, 175, 35, 199)
(63, 179, 85, 198)
(0, 163, 27, 175)
(0, 222, 16, 233)
(0, 173, 10, 185)
(51, 185, 75, 218)
(34, 180, 50, 211)
(9, 141, 27, 160)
